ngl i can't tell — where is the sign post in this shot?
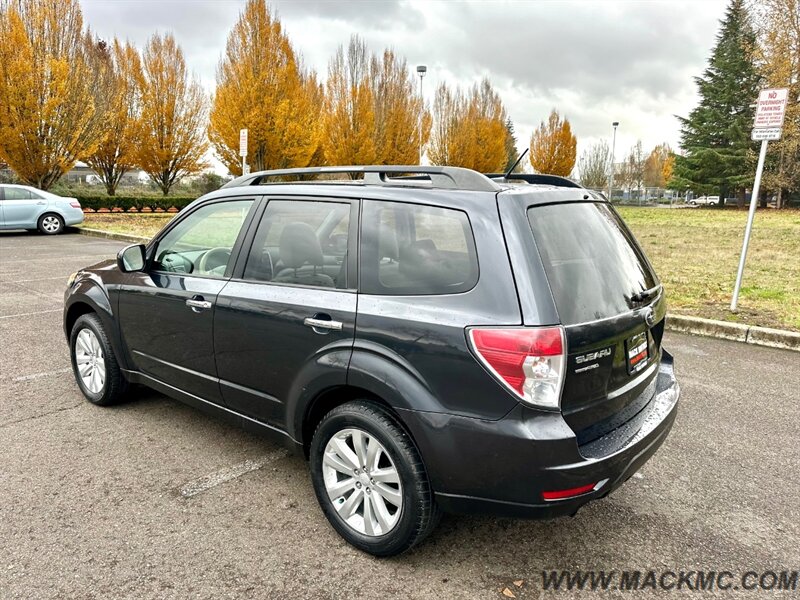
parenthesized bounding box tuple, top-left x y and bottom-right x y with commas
(730, 88, 788, 311)
(239, 128, 249, 176)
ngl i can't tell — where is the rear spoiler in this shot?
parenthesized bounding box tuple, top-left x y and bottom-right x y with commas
(484, 173, 584, 189)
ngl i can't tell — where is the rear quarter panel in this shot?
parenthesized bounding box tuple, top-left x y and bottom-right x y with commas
(350, 190, 525, 420)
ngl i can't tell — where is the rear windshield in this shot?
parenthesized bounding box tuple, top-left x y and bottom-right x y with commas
(527, 202, 658, 325)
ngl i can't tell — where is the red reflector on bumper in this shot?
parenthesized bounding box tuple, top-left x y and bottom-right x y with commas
(542, 482, 597, 501)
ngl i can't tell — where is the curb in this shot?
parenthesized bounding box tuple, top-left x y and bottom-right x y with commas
(666, 314, 800, 353)
(77, 227, 149, 245)
(76, 227, 799, 353)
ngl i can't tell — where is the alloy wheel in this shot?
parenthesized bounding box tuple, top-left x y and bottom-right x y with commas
(322, 428, 403, 537)
(74, 328, 106, 394)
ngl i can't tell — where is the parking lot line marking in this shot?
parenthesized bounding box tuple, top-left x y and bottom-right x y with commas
(179, 449, 289, 498)
(0, 254, 111, 263)
(0, 275, 68, 283)
(10, 367, 71, 382)
(0, 308, 61, 320)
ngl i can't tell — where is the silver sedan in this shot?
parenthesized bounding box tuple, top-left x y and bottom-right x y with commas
(0, 184, 84, 234)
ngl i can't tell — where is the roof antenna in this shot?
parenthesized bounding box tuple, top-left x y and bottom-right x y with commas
(504, 148, 529, 180)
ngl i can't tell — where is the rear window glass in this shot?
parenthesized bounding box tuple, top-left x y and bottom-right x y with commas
(361, 200, 478, 295)
(527, 202, 658, 325)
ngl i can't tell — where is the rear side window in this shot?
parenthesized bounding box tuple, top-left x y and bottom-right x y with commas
(527, 202, 658, 325)
(243, 200, 350, 289)
(360, 200, 478, 295)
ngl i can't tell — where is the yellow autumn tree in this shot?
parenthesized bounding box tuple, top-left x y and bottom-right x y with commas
(322, 36, 431, 167)
(369, 49, 431, 164)
(529, 110, 577, 177)
(209, 0, 322, 175)
(0, 0, 107, 189)
(323, 35, 377, 168)
(755, 0, 799, 208)
(643, 143, 674, 188)
(85, 39, 142, 196)
(428, 78, 508, 172)
(136, 33, 208, 196)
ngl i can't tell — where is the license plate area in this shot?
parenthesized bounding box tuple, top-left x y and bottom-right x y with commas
(626, 331, 649, 374)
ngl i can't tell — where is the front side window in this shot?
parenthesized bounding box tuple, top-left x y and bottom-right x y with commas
(153, 199, 253, 277)
(3, 187, 34, 200)
(360, 200, 479, 295)
(243, 200, 350, 289)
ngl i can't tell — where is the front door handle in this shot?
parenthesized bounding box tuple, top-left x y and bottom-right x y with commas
(186, 297, 212, 312)
(303, 317, 343, 331)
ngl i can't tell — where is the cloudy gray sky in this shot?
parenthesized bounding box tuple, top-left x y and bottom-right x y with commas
(80, 0, 728, 173)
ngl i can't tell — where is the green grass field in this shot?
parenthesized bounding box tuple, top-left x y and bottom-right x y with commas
(617, 207, 800, 331)
(82, 206, 800, 331)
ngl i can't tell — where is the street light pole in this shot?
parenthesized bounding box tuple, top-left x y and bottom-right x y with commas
(416, 65, 427, 165)
(607, 121, 619, 200)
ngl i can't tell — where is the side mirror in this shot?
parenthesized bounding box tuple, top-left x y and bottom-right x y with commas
(117, 244, 146, 273)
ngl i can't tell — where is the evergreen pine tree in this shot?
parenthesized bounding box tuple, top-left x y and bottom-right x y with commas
(503, 118, 522, 172)
(673, 0, 762, 205)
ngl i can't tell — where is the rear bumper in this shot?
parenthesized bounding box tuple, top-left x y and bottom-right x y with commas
(61, 207, 85, 226)
(398, 350, 680, 518)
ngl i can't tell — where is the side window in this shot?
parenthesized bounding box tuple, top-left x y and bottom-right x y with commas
(361, 200, 479, 295)
(243, 200, 350, 289)
(153, 199, 253, 277)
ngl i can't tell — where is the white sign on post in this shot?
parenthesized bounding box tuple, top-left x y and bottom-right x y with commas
(239, 128, 248, 157)
(732, 87, 789, 311)
(751, 127, 782, 141)
(753, 88, 788, 129)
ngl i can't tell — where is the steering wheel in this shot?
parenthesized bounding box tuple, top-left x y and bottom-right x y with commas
(197, 247, 231, 275)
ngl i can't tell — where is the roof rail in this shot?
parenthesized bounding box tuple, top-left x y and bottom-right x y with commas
(221, 165, 501, 193)
(484, 173, 583, 189)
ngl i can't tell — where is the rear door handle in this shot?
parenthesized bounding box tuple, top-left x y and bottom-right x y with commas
(303, 317, 343, 331)
(36, 201, 46, 205)
(186, 297, 212, 312)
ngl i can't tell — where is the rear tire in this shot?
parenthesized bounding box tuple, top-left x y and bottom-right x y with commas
(38, 213, 64, 235)
(310, 401, 440, 557)
(69, 313, 127, 406)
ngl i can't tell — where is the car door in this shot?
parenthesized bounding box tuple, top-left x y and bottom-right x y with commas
(2, 187, 46, 228)
(214, 197, 358, 426)
(117, 197, 258, 403)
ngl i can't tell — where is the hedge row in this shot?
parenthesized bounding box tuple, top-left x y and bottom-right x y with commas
(73, 194, 198, 212)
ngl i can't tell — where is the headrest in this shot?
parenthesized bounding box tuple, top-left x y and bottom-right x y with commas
(378, 223, 399, 260)
(399, 239, 440, 278)
(279, 222, 324, 269)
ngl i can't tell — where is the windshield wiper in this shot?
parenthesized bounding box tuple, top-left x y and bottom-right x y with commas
(628, 284, 662, 304)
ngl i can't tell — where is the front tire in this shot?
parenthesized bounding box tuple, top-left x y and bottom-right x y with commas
(38, 213, 64, 234)
(70, 313, 127, 405)
(310, 401, 440, 557)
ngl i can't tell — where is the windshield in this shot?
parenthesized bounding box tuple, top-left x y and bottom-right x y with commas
(527, 202, 658, 325)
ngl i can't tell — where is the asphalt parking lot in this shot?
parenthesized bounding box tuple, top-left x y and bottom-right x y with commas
(1, 231, 798, 599)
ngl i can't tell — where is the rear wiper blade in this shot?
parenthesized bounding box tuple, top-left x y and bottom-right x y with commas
(629, 284, 662, 304)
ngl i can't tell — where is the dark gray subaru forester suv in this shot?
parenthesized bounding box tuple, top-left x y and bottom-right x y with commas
(64, 166, 680, 556)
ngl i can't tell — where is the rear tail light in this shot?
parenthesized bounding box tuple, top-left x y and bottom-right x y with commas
(468, 326, 566, 409)
(70, 201, 81, 208)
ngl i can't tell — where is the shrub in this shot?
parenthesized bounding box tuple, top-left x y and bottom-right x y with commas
(73, 194, 198, 212)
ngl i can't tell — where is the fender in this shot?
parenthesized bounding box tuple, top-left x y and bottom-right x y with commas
(285, 339, 354, 442)
(346, 340, 442, 413)
(64, 274, 129, 371)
